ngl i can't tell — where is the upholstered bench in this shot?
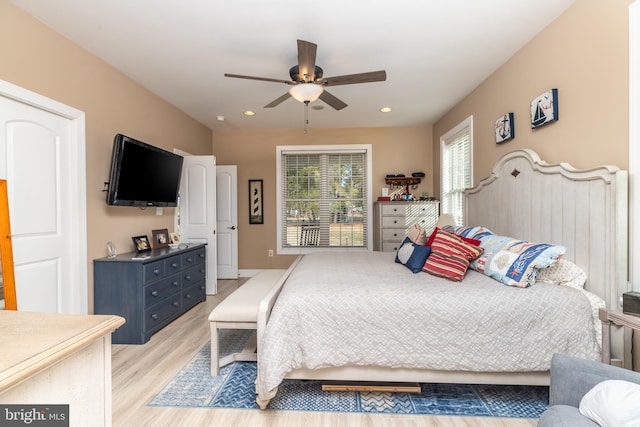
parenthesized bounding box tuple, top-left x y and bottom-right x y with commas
(208, 269, 286, 376)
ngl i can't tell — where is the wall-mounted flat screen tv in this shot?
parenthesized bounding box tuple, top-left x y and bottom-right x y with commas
(106, 134, 184, 207)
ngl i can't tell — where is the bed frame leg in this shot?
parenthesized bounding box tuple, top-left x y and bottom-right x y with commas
(256, 397, 270, 410)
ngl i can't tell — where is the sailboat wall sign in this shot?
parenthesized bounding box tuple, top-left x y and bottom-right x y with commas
(530, 88, 558, 129)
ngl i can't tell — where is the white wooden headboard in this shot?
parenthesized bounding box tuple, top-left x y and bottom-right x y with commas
(465, 149, 629, 363)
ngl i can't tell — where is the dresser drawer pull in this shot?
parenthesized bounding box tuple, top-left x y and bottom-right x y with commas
(153, 268, 160, 276)
(172, 280, 179, 287)
(151, 291, 158, 297)
(393, 233, 398, 237)
(200, 268, 205, 274)
(185, 275, 191, 281)
(185, 257, 193, 264)
(200, 285, 205, 290)
(185, 293, 192, 300)
(170, 262, 178, 269)
(151, 314, 158, 320)
(199, 253, 205, 259)
(393, 208, 398, 212)
(393, 220, 398, 224)
(172, 301, 179, 307)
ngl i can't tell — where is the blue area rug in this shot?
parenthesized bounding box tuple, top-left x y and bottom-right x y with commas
(149, 330, 548, 418)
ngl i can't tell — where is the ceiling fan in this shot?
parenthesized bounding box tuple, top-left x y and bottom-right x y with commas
(224, 39, 386, 111)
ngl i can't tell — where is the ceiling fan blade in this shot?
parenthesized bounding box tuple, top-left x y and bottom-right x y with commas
(224, 73, 293, 85)
(297, 40, 318, 82)
(322, 70, 387, 86)
(319, 90, 348, 110)
(264, 93, 291, 108)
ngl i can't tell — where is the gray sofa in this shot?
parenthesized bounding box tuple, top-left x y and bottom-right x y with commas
(538, 353, 640, 426)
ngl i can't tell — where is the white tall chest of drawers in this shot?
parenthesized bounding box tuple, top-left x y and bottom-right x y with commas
(374, 201, 440, 252)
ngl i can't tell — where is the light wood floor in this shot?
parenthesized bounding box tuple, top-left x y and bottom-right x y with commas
(111, 279, 539, 427)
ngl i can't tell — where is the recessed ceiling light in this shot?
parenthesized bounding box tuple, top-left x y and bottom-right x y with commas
(243, 110, 256, 116)
(380, 107, 392, 113)
(216, 115, 225, 121)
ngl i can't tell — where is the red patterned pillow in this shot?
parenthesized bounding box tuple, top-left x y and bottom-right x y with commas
(426, 227, 481, 248)
(422, 252, 470, 282)
(430, 230, 483, 260)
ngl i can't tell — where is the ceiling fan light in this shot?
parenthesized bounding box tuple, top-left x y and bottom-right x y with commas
(289, 83, 324, 103)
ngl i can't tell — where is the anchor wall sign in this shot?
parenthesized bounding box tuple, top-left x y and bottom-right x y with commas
(495, 112, 515, 143)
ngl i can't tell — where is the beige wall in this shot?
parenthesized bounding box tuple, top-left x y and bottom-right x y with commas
(0, 1, 212, 310)
(212, 126, 433, 269)
(433, 0, 631, 194)
(1, 0, 631, 295)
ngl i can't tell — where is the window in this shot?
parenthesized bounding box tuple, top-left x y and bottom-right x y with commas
(277, 145, 372, 254)
(440, 116, 473, 226)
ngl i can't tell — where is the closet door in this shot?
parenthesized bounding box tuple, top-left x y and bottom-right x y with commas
(178, 155, 217, 294)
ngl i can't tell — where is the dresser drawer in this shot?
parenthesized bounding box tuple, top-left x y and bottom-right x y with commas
(165, 257, 182, 274)
(382, 228, 405, 242)
(143, 260, 165, 284)
(182, 248, 205, 267)
(183, 265, 206, 287)
(182, 281, 206, 311)
(144, 273, 181, 307)
(382, 242, 403, 252)
(381, 204, 410, 216)
(145, 296, 181, 331)
(382, 216, 413, 228)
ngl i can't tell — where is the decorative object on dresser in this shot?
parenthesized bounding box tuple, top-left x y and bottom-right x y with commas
(373, 201, 440, 252)
(132, 235, 151, 253)
(93, 244, 206, 344)
(152, 228, 169, 248)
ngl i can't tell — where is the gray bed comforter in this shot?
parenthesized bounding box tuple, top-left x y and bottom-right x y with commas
(256, 251, 600, 401)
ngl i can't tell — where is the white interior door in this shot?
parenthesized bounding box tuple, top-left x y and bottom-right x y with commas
(0, 80, 87, 313)
(216, 165, 238, 278)
(178, 155, 217, 294)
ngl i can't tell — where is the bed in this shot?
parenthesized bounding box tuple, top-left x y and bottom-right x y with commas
(255, 149, 630, 409)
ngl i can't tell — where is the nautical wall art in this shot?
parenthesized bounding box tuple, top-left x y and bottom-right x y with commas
(495, 112, 515, 143)
(249, 179, 264, 224)
(530, 88, 558, 129)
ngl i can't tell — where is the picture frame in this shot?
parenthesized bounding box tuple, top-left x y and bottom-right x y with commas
(170, 232, 180, 244)
(249, 179, 264, 224)
(530, 88, 558, 128)
(152, 229, 169, 248)
(132, 235, 151, 253)
(495, 112, 515, 144)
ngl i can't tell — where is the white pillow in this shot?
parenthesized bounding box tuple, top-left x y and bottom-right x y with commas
(536, 259, 587, 290)
(579, 380, 640, 427)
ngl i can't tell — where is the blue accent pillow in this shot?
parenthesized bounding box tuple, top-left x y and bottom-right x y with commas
(395, 237, 432, 273)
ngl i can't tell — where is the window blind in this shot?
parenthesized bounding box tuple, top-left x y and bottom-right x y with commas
(441, 120, 472, 226)
(280, 149, 368, 249)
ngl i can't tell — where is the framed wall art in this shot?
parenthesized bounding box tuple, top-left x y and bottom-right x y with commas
(530, 88, 558, 128)
(132, 235, 151, 253)
(152, 228, 169, 248)
(249, 179, 264, 224)
(495, 112, 515, 143)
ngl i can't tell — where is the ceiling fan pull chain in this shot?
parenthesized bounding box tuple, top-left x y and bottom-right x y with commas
(304, 100, 310, 134)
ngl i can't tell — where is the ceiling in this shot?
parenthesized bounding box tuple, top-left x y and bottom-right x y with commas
(11, 0, 575, 131)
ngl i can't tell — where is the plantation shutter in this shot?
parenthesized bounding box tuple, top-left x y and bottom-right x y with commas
(441, 123, 471, 226)
(281, 149, 368, 249)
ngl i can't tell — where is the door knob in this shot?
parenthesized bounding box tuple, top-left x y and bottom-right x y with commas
(228, 225, 237, 230)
